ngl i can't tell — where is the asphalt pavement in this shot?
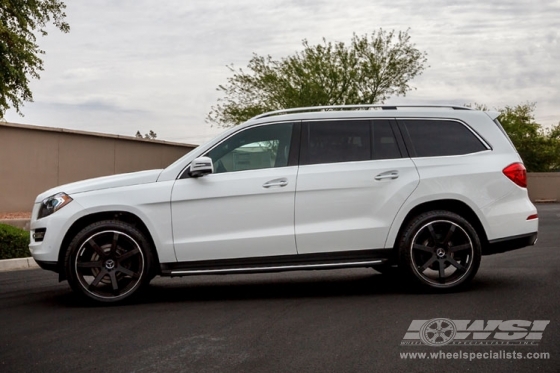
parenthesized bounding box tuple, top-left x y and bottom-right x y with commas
(1, 205, 559, 373)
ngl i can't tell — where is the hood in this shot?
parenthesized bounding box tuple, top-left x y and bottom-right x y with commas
(35, 169, 163, 203)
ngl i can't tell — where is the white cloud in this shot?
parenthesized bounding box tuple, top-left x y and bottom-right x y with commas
(4, 0, 560, 144)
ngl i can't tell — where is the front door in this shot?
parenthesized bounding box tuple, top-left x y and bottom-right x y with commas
(171, 122, 299, 262)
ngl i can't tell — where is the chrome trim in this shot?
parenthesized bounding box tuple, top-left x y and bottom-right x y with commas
(251, 105, 472, 120)
(169, 259, 384, 275)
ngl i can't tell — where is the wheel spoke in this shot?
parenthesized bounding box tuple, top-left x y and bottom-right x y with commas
(117, 248, 140, 262)
(109, 271, 119, 292)
(110, 233, 119, 256)
(446, 257, 467, 273)
(117, 266, 139, 278)
(413, 243, 434, 253)
(427, 224, 438, 244)
(438, 259, 446, 280)
(449, 243, 471, 253)
(90, 269, 108, 287)
(77, 261, 103, 268)
(443, 225, 456, 245)
(87, 239, 106, 258)
(418, 255, 437, 272)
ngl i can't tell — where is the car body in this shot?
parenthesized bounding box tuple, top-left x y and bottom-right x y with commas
(29, 105, 538, 302)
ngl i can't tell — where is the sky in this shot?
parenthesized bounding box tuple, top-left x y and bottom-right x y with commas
(4, 0, 560, 145)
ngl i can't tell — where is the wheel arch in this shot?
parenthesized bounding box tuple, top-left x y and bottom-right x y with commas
(57, 211, 160, 281)
(386, 199, 489, 254)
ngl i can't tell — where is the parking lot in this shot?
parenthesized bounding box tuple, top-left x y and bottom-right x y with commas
(1, 204, 559, 372)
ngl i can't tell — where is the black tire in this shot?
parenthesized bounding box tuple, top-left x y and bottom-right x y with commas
(397, 210, 481, 290)
(64, 220, 154, 303)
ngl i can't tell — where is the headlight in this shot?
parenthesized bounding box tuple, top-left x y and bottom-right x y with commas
(38, 192, 73, 219)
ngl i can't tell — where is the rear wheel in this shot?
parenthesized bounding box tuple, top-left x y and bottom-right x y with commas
(398, 211, 481, 290)
(65, 220, 154, 303)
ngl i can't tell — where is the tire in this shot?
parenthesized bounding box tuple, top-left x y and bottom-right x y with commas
(397, 210, 481, 290)
(64, 220, 154, 303)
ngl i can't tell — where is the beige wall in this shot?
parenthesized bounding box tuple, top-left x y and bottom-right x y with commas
(527, 173, 560, 202)
(0, 122, 196, 213)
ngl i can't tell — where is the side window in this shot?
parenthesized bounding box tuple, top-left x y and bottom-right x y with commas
(302, 120, 371, 165)
(401, 120, 487, 157)
(372, 120, 402, 160)
(206, 123, 293, 174)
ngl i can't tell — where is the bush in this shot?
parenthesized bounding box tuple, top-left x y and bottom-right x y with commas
(0, 223, 31, 260)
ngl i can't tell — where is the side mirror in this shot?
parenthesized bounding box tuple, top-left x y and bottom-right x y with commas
(189, 157, 214, 178)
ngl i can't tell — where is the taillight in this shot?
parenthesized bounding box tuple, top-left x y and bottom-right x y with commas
(503, 163, 527, 188)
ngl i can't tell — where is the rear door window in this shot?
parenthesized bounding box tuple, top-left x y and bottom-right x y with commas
(300, 119, 403, 165)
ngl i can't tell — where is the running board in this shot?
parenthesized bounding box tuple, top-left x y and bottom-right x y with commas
(160, 249, 393, 277)
(165, 259, 384, 276)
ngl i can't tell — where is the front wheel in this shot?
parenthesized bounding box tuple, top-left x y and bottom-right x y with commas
(65, 220, 154, 303)
(398, 211, 481, 290)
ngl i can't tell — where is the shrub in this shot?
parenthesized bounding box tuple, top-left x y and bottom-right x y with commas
(0, 223, 31, 259)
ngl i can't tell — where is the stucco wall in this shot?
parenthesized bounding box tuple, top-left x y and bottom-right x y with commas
(0, 122, 196, 213)
(527, 173, 560, 202)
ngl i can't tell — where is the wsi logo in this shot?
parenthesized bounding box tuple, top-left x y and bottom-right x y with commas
(401, 319, 550, 346)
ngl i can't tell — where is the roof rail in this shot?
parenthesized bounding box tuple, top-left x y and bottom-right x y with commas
(250, 104, 472, 120)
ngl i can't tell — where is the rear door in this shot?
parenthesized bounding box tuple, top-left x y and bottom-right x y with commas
(294, 119, 419, 254)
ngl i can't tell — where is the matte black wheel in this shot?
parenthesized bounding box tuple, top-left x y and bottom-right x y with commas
(65, 220, 154, 303)
(398, 211, 481, 290)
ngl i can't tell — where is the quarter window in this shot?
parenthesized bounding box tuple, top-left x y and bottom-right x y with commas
(206, 123, 293, 174)
(401, 120, 487, 157)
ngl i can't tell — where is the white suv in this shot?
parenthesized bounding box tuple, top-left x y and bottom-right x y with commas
(29, 105, 538, 302)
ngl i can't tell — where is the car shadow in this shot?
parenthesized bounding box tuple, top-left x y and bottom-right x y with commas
(46, 269, 520, 308)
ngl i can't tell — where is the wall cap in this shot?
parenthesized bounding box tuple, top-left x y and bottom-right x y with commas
(0, 121, 198, 148)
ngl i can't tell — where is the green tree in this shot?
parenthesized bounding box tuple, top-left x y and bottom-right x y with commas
(208, 28, 428, 127)
(497, 103, 560, 172)
(0, 0, 70, 117)
(468, 102, 560, 172)
(135, 130, 157, 140)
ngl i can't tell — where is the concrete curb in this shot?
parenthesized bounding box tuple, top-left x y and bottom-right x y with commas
(0, 257, 39, 272)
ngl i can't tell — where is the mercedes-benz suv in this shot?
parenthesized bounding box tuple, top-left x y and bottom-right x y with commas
(29, 105, 538, 303)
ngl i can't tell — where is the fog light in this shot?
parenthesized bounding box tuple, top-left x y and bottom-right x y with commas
(33, 228, 46, 242)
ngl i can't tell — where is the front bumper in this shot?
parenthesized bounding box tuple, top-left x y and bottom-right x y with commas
(35, 260, 60, 273)
(29, 199, 84, 263)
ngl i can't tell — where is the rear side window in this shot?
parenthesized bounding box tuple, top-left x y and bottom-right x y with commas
(301, 120, 371, 165)
(372, 120, 401, 160)
(301, 120, 403, 165)
(401, 120, 487, 157)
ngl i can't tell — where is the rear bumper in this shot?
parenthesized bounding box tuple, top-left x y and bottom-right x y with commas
(483, 232, 538, 255)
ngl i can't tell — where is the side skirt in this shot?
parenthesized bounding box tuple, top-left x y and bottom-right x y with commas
(160, 249, 393, 277)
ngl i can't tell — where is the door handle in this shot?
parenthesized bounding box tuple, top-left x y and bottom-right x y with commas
(263, 178, 289, 188)
(374, 171, 399, 181)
